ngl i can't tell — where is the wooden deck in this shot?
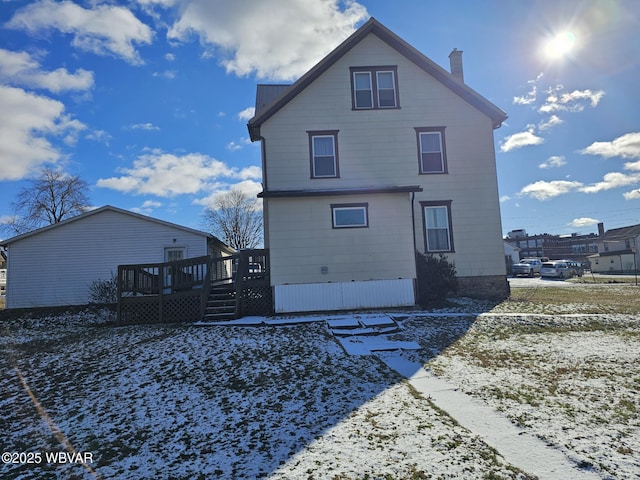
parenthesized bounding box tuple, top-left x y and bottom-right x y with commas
(116, 249, 271, 324)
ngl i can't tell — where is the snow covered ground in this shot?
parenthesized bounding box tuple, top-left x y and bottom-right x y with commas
(0, 282, 638, 479)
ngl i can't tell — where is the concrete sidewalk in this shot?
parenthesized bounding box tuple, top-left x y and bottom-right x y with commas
(377, 351, 600, 480)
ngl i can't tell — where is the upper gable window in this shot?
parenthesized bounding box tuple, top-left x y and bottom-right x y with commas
(308, 130, 339, 178)
(415, 127, 447, 174)
(350, 66, 399, 110)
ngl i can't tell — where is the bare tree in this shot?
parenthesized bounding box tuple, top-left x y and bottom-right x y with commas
(203, 189, 263, 250)
(4, 168, 90, 235)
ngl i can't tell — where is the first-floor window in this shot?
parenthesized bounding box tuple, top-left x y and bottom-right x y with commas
(422, 201, 453, 252)
(332, 203, 368, 228)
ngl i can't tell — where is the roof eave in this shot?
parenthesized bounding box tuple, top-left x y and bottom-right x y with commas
(246, 17, 507, 135)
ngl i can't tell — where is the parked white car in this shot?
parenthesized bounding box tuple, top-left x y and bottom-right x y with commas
(511, 258, 543, 277)
(540, 261, 573, 279)
(0, 268, 6, 295)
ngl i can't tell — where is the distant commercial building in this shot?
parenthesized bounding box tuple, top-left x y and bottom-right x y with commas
(505, 229, 598, 265)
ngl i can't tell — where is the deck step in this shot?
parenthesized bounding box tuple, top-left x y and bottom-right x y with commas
(204, 284, 238, 321)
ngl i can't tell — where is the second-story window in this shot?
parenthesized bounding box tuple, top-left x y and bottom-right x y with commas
(308, 130, 339, 178)
(415, 127, 447, 174)
(350, 66, 399, 110)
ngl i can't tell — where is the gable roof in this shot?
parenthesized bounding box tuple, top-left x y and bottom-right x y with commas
(600, 223, 640, 242)
(248, 17, 507, 141)
(0, 205, 213, 247)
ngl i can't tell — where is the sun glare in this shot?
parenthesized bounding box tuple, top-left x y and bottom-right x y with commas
(544, 31, 576, 60)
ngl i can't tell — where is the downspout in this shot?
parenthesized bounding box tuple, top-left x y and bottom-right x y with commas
(259, 136, 269, 192)
(410, 192, 418, 303)
(259, 135, 269, 250)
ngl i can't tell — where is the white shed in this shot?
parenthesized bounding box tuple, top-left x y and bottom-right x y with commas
(1, 206, 216, 309)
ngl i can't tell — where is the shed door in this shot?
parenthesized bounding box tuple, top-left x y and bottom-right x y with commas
(164, 248, 185, 289)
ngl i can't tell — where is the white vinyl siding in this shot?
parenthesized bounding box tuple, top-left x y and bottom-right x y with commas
(267, 194, 415, 286)
(5, 208, 209, 308)
(261, 33, 506, 278)
(275, 279, 414, 313)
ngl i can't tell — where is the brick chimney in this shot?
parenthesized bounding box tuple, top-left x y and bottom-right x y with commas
(449, 48, 464, 82)
(597, 222, 605, 236)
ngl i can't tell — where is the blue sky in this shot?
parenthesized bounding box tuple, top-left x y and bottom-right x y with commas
(1, 0, 639, 240)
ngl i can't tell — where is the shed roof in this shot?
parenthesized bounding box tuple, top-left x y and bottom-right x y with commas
(248, 17, 507, 141)
(0, 205, 215, 247)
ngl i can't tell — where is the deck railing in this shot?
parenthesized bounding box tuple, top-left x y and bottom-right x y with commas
(116, 249, 270, 324)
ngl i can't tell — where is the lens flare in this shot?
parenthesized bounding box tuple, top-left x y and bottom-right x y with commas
(544, 31, 576, 59)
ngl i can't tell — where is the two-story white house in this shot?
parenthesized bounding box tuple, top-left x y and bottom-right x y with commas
(248, 18, 508, 313)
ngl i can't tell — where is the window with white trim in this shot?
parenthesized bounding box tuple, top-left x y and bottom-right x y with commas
(422, 201, 454, 252)
(416, 127, 447, 174)
(308, 131, 339, 178)
(350, 66, 399, 110)
(331, 203, 369, 229)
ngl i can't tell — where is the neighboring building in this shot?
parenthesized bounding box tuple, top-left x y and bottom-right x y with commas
(504, 241, 520, 272)
(248, 18, 509, 313)
(0, 206, 231, 309)
(505, 228, 598, 265)
(588, 222, 640, 274)
(0, 249, 6, 296)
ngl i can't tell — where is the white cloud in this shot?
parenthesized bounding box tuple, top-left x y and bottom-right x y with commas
(165, 53, 175, 61)
(130, 199, 163, 215)
(623, 189, 640, 200)
(96, 150, 261, 197)
(538, 115, 563, 131)
(539, 86, 604, 113)
(166, 0, 368, 80)
(129, 122, 160, 131)
(580, 132, 640, 160)
(7, 0, 153, 65)
(226, 137, 252, 152)
(519, 180, 583, 200)
(0, 85, 85, 180)
(237, 107, 255, 121)
(85, 129, 111, 145)
(193, 179, 263, 209)
(579, 172, 640, 194)
(625, 160, 640, 171)
(152, 70, 177, 79)
(539, 155, 566, 169)
(512, 73, 543, 105)
(0, 49, 94, 93)
(500, 128, 545, 152)
(570, 217, 600, 228)
(499, 195, 511, 203)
